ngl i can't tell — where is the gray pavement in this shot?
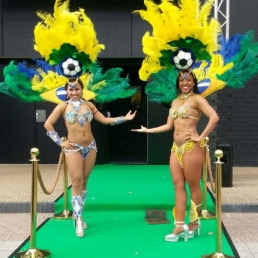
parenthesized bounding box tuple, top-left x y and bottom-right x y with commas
(0, 165, 257, 258)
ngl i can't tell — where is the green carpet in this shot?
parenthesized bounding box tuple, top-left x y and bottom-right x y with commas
(11, 165, 238, 258)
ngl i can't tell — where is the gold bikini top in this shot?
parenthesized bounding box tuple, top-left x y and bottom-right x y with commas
(169, 94, 200, 120)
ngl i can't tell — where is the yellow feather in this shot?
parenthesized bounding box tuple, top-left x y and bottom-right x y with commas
(31, 71, 67, 91)
(80, 73, 93, 89)
(134, 0, 221, 80)
(34, 0, 104, 61)
(91, 81, 106, 91)
(139, 57, 162, 81)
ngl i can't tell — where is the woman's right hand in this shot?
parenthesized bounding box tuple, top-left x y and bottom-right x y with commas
(60, 139, 75, 149)
(131, 125, 148, 133)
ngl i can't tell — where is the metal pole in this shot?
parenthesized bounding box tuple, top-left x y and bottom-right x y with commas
(226, 0, 230, 39)
(200, 137, 215, 219)
(214, 0, 218, 20)
(214, 0, 230, 39)
(201, 150, 234, 258)
(30, 154, 38, 249)
(15, 148, 50, 258)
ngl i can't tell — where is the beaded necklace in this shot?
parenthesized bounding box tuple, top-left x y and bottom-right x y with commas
(67, 98, 86, 112)
(178, 91, 194, 103)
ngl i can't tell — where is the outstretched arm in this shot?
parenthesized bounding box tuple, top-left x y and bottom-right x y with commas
(131, 115, 174, 133)
(94, 109, 137, 125)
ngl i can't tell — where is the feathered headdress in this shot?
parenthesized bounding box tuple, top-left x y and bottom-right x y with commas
(134, 0, 258, 104)
(0, 0, 136, 103)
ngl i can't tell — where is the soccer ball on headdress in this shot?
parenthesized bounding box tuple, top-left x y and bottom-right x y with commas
(172, 49, 195, 70)
(61, 58, 82, 78)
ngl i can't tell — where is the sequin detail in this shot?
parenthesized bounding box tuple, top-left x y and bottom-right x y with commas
(171, 139, 206, 167)
(64, 99, 93, 126)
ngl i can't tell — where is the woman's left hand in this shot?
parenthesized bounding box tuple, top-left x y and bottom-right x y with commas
(125, 110, 137, 121)
(184, 129, 202, 142)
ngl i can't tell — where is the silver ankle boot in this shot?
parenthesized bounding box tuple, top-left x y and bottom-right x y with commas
(75, 217, 84, 238)
(72, 195, 85, 237)
(81, 191, 88, 229)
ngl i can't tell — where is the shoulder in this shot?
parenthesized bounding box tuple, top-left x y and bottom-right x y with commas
(193, 94, 210, 109)
(171, 97, 179, 106)
(86, 101, 99, 114)
(85, 100, 95, 109)
(58, 101, 68, 114)
(194, 94, 207, 102)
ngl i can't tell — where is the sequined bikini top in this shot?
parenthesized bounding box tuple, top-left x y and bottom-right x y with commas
(169, 94, 200, 120)
(63, 99, 93, 126)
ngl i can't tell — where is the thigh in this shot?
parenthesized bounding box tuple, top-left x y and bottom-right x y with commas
(170, 152, 185, 187)
(183, 144, 204, 185)
(83, 148, 97, 178)
(66, 151, 84, 181)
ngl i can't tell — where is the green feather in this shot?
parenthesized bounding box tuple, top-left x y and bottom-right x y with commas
(3, 61, 43, 102)
(160, 37, 211, 68)
(48, 43, 92, 69)
(145, 67, 178, 104)
(88, 64, 136, 103)
(217, 31, 258, 88)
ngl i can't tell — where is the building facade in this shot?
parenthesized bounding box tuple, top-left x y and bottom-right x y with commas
(0, 0, 258, 166)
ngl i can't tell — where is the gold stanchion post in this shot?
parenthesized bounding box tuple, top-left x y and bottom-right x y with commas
(54, 137, 73, 219)
(200, 137, 215, 219)
(202, 150, 234, 258)
(15, 148, 50, 258)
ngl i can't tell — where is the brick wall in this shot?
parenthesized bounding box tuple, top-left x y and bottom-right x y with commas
(217, 76, 258, 166)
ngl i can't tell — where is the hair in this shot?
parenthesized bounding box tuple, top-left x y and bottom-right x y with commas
(64, 77, 84, 100)
(176, 69, 199, 95)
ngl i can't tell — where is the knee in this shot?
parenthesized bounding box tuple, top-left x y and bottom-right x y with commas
(72, 177, 83, 188)
(174, 182, 186, 192)
(188, 183, 201, 195)
(83, 176, 89, 186)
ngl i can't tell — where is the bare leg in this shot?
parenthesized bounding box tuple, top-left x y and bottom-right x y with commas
(82, 148, 97, 191)
(65, 149, 96, 237)
(66, 151, 84, 196)
(183, 144, 204, 231)
(169, 152, 187, 235)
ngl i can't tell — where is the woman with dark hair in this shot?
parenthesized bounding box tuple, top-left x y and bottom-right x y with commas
(132, 69, 219, 242)
(44, 77, 136, 238)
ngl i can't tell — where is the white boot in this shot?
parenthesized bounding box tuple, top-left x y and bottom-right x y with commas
(81, 190, 88, 229)
(72, 195, 84, 238)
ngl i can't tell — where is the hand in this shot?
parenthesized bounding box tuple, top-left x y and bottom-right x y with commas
(184, 129, 202, 142)
(60, 139, 75, 149)
(131, 125, 147, 133)
(124, 110, 137, 121)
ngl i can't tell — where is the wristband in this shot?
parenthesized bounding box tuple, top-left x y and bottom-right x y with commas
(111, 116, 126, 126)
(46, 130, 62, 145)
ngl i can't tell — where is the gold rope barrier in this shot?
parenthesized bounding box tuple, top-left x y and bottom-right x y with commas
(207, 146, 216, 193)
(202, 150, 234, 258)
(15, 148, 50, 258)
(54, 137, 73, 219)
(37, 151, 64, 195)
(200, 137, 215, 219)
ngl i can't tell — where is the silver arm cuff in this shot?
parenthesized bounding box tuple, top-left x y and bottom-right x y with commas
(111, 116, 126, 126)
(46, 130, 62, 145)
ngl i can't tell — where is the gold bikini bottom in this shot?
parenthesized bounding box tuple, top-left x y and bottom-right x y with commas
(171, 139, 206, 168)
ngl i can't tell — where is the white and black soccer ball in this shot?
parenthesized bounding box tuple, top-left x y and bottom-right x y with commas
(61, 58, 82, 77)
(172, 50, 194, 70)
